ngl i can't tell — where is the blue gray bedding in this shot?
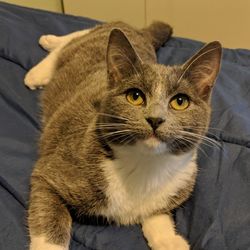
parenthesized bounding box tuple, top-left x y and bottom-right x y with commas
(0, 2, 249, 250)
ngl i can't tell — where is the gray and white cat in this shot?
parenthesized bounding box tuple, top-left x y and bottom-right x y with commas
(25, 21, 221, 250)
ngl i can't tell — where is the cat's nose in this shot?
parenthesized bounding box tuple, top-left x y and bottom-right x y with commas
(146, 117, 165, 130)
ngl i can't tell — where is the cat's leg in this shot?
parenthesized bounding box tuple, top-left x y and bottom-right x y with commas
(28, 181, 72, 250)
(24, 45, 62, 90)
(39, 29, 92, 52)
(38, 35, 64, 52)
(24, 28, 91, 90)
(142, 214, 189, 250)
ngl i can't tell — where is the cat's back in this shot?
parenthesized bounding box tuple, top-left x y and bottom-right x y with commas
(41, 22, 157, 125)
(58, 21, 157, 72)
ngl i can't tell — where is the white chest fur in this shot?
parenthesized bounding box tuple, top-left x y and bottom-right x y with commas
(100, 144, 197, 225)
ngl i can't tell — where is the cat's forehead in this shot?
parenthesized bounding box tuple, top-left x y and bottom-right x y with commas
(142, 64, 183, 95)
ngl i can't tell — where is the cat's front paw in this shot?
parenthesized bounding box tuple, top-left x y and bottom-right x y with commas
(39, 35, 62, 51)
(24, 45, 58, 90)
(150, 235, 190, 250)
(30, 236, 69, 250)
(24, 64, 51, 90)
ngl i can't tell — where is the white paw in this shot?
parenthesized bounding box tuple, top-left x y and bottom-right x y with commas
(30, 236, 68, 250)
(151, 235, 190, 250)
(24, 62, 52, 90)
(39, 35, 62, 51)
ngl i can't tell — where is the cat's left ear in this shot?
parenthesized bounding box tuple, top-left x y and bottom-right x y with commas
(181, 41, 222, 101)
(107, 28, 143, 87)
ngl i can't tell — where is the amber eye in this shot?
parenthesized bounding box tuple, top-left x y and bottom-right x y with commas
(170, 94, 190, 110)
(126, 89, 145, 106)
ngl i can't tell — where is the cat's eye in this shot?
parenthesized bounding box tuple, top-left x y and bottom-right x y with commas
(126, 89, 145, 106)
(170, 94, 190, 111)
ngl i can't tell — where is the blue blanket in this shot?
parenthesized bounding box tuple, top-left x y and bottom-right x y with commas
(0, 2, 249, 250)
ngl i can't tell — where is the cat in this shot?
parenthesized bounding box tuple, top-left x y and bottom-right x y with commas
(25, 21, 222, 250)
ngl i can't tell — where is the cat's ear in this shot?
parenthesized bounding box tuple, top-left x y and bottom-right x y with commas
(181, 41, 222, 101)
(107, 28, 142, 87)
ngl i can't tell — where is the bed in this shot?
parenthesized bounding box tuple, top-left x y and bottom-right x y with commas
(0, 2, 249, 250)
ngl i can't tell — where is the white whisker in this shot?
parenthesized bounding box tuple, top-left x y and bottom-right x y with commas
(178, 130, 222, 150)
(97, 112, 129, 121)
(100, 129, 132, 139)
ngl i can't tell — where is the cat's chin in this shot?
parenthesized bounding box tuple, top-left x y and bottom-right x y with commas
(138, 136, 168, 155)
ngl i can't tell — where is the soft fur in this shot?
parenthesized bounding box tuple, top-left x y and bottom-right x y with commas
(26, 21, 221, 250)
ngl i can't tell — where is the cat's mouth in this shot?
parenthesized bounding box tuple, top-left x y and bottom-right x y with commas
(143, 135, 161, 147)
(140, 135, 168, 154)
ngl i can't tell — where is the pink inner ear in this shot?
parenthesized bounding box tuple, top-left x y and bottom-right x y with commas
(110, 63, 123, 82)
(189, 69, 216, 100)
(199, 83, 213, 100)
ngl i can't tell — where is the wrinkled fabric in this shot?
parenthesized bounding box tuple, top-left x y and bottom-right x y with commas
(0, 2, 249, 250)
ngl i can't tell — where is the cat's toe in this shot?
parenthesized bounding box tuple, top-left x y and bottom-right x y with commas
(24, 66, 51, 90)
(170, 235, 190, 250)
(151, 235, 190, 250)
(39, 35, 61, 51)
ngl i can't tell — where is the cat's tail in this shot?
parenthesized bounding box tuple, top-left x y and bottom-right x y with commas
(143, 21, 173, 50)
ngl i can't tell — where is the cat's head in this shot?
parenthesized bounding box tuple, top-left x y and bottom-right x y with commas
(97, 29, 222, 155)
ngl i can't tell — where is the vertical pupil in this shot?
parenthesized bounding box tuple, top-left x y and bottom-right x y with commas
(177, 97, 183, 105)
(133, 92, 139, 100)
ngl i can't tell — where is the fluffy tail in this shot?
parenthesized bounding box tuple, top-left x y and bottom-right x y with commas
(143, 21, 173, 50)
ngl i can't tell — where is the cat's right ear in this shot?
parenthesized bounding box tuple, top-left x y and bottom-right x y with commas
(106, 29, 142, 87)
